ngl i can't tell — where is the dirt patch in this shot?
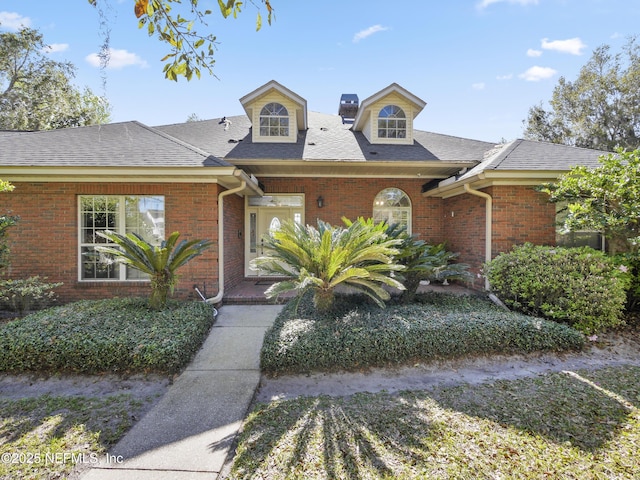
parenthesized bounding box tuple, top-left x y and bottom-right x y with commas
(255, 330, 640, 402)
(0, 372, 171, 403)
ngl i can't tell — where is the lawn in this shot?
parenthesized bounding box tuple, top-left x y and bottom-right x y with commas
(230, 365, 640, 479)
(0, 393, 155, 480)
(0, 297, 213, 478)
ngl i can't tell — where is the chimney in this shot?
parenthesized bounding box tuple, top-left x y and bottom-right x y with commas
(338, 94, 359, 124)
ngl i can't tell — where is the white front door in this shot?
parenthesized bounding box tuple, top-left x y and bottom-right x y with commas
(245, 195, 304, 276)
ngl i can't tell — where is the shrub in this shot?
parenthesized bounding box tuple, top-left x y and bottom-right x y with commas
(260, 292, 584, 375)
(485, 244, 630, 334)
(0, 276, 63, 316)
(0, 298, 214, 374)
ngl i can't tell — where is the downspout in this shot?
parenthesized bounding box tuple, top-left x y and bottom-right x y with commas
(207, 180, 247, 304)
(464, 183, 492, 291)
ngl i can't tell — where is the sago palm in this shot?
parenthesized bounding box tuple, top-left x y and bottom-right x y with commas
(96, 230, 212, 310)
(385, 224, 471, 304)
(250, 217, 405, 312)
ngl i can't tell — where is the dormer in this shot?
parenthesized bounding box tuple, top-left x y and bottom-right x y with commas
(352, 83, 426, 145)
(239, 80, 308, 144)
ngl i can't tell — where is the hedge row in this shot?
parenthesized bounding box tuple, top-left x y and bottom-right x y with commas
(261, 293, 585, 375)
(0, 298, 215, 374)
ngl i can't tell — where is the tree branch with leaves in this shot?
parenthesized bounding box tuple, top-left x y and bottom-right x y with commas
(89, 0, 274, 81)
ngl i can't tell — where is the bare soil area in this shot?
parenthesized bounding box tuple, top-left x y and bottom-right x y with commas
(256, 329, 640, 402)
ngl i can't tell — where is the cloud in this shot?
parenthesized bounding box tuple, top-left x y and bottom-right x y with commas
(86, 48, 148, 69)
(519, 66, 557, 81)
(527, 48, 542, 57)
(44, 43, 69, 54)
(472, 82, 486, 90)
(496, 74, 513, 80)
(353, 25, 389, 43)
(0, 11, 31, 30)
(477, 0, 539, 9)
(541, 37, 586, 55)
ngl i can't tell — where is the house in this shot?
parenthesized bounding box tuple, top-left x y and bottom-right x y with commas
(0, 80, 606, 303)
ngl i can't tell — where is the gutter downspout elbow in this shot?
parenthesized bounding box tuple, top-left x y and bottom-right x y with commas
(207, 180, 247, 304)
(464, 184, 492, 291)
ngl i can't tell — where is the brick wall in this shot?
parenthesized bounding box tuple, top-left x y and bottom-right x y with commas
(442, 185, 556, 289)
(2, 182, 220, 304)
(261, 177, 444, 243)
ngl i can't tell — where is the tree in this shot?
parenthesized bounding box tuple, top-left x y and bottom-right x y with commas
(90, 0, 274, 81)
(0, 181, 17, 275)
(523, 38, 640, 151)
(95, 230, 213, 310)
(0, 27, 111, 131)
(538, 148, 640, 255)
(251, 218, 405, 313)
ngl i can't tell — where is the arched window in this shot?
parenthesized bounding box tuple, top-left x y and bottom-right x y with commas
(260, 102, 289, 137)
(377, 105, 406, 139)
(373, 188, 412, 233)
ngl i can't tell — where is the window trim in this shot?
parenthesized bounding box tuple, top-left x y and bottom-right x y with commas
(372, 188, 412, 234)
(377, 105, 407, 139)
(77, 195, 165, 282)
(259, 102, 290, 138)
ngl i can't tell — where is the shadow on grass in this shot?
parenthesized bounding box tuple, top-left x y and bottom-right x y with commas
(230, 366, 640, 478)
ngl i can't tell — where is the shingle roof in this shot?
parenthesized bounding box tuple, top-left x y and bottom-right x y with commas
(457, 138, 606, 181)
(0, 121, 230, 167)
(156, 112, 496, 163)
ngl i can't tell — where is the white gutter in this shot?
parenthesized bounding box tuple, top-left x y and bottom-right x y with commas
(464, 184, 492, 291)
(207, 180, 247, 304)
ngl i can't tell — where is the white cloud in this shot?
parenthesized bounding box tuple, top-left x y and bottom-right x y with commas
(0, 11, 31, 30)
(353, 25, 389, 43)
(519, 65, 557, 81)
(44, 43, 69, 54)
(86, 48, 148, 69)
(527, 48, 542, 57)
(496, 74, 513, 80)
(477, 0, 539, 9)
(472, 82, 486, 90)
(541, 37, 586, 55)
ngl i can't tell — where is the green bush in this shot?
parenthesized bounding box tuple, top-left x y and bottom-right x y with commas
(0, 276, 63, 315)
(485, 244, 630, 334)
(0, 298, 214, 374)
(260, 292, 584, 375)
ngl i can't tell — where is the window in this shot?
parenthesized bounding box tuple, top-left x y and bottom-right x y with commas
(79, 195, 165, 280)
(555, 202, 604, 250)
(373, 188, 412, 233)
(377, 105, 407, 139)
(259, 102, 289, 137)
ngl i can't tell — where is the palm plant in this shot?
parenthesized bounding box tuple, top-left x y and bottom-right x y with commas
(250, 217, 405, 313)
(95, 230, 212, 310)
(385, 224, 472, 304)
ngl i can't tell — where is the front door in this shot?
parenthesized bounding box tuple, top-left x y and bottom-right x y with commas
(245, 195, 304, 276)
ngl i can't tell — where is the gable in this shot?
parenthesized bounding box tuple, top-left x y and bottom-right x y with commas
(239, 80, 307, 144)
(352, 84, 426, 146)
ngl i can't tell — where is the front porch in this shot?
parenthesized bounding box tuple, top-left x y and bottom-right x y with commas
(222, 279, 477, 305)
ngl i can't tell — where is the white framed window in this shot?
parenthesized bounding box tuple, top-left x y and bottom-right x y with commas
(259, 102, 289, 137)
(377, 105, 407, 139)
(373, 188, 412, 234)
(555, 202, 604, 250)
(78, 195, 165, 280)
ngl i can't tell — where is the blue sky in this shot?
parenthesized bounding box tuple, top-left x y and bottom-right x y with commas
(1, 0, 638, 142)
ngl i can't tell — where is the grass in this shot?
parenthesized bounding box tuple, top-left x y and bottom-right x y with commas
(0, 393, 152, 480)
(0, 297, 215, 374)
(261, 292, 585, 375)
(229, 365, 640, 479)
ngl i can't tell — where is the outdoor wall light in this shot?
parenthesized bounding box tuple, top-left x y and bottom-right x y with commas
(317, 196, 324, 208)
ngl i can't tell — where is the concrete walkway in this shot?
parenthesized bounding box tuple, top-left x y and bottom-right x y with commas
(82, 304, 282, 480)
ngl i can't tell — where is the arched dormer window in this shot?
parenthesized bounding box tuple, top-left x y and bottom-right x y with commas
(373, 188, 412, 234)
(259, 102, 289, 137)
(377, 105, 406, 139)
